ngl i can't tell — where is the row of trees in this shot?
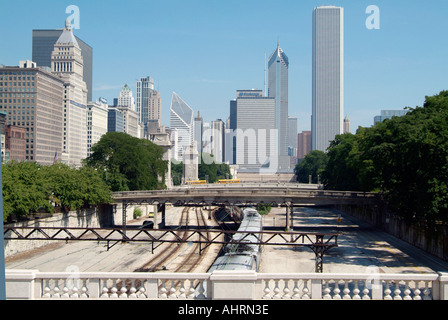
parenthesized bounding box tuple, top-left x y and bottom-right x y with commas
(295, 90, 448, 224)
(3, 132, 169, 221)
(2, 162, 112, 221)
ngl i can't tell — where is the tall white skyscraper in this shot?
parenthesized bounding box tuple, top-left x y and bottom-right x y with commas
(136, 76, 162, 130)
(312, 6, 344, 152)
(170, 92, 193, 161)
(268, 42, 289, 170)
(51, 19, 88, 166)
(117, 84, 135, 110)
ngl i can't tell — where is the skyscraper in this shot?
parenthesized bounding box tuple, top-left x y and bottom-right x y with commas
(136, 76, 161, 130)
(51, 19, 88, 166)
(194, 111, 203, 155)
(312, 6, 344, 152)
(117, 84, 135, 110)
(268, 42, 289, 170)
(32, 28, 93, 101)
(170, 92, 193, 161)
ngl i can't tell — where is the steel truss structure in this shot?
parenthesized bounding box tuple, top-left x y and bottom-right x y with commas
(4, 226, 339, 273)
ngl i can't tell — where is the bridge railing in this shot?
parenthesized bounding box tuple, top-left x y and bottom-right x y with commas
(6, 269, 448, 300)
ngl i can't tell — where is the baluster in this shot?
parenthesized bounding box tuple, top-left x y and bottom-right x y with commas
(352, 281, 361, 300)
(272, 280, 281, 299)
(160, 280, 168, 299)
(343, 280, 351, 300)
(119, 285, 128, 298)
(323, 281, 332, 299)
(423, 281, 432, 300)
(188, 279, 196, 299)
(262, 280, 271, 299)
(333, 280, 341, 300)
(403, 281, 412, 300)
(53, 280, 61, 298)
(128, 280, 137, 298)
(110, 280, 119, 299)
(70, 286, 80, 299)
(80, 280, 89, 299)
(393, 282, 402, 300)
(196, 280, 206, 299)
(291, 280, 301, 299)
(179, 280, 187, 299)
(384, 281, 392, 300)
(301, 280, 311, 300)
(413, 284, 422, 301)
(42, 279, 52, 298)
(169, 281, 177, 299)
(282, 280, 291, 299)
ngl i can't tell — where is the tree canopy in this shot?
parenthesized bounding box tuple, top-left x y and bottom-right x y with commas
(323, 90, 448, 224)
(2, 162, 112, 222)
(84, 132, 168, 191)
(294, 150, 328, 184)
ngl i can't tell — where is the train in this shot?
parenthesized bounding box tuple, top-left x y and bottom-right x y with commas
(208, 207, 263, 272)
(217, 179, 241, 184)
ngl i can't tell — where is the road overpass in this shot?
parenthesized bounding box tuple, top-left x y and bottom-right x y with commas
(112, 184, 382, 230)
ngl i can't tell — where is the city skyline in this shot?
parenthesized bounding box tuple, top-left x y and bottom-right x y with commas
(1, 1, 448, 135)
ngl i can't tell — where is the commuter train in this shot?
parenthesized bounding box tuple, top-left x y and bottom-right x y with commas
(217, 179, 241, 184)
(208, 207, 263, 272)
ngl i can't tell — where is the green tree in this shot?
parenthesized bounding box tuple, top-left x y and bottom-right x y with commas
(198, 153, 231, 183)
(84, 132, 168, 191)
(294, 150, 328, 184)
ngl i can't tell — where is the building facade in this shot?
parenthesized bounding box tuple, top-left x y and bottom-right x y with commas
(194, 111, 203, 155)
(298, 131, 312, 160)
(0, 60, 64, 164)
(374, 110, 409, 124)
(170, 92, 193, 162)
(136, 76, 161, 130)
(268, 43, 290, 170)
(229, 90, 276, 171)
(312, 6, 344, 152)
(117, 84, 135, 110)
(87, 99, 108, 156)
(108, 108, 124, 133)
(32, 28, 93, 102)
(51, 19, 88, 167)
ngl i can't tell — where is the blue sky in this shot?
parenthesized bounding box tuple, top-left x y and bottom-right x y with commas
(1, 0, 448, 133)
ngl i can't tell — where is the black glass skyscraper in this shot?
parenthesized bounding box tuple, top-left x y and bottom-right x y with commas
(32, 29, 93, 101)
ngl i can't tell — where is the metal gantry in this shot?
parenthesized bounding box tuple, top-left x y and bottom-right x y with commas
(3, 226, 339, 273)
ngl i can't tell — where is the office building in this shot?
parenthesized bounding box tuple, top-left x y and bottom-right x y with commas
(51, 19, 88, 166)
(0, 60, 65, 164)
(108, 108, 124, 133)
(32, 27, 92, 101)
(210, 119, 225, 163)
(374, 110, 408, 124)
(87, 99, 108, 156)
(298, 131, 312, 160)
(343, 115, 350, 133)
(312, 6, 344, 152)
(268, 42, 290, 170)
(170, 92, 193, 162)
(136, 76, 162, 129)
(194, 111, 203, 155)
(115, 106, 140, 138)
(229, 90, 276, 171)
(117, 84, 135, 110)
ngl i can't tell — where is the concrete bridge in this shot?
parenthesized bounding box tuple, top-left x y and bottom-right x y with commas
(112, 184, 382, 230)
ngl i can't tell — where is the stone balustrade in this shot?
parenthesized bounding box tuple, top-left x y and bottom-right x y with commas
(5, 269, 448, 300)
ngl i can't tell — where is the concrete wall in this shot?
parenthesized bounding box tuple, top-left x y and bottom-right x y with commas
(4, 205, 113, 258)
(336, 204, 448, 262)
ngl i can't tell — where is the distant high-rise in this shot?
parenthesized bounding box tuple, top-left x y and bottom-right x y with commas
(117, 84, 135, 110)
(87, 99, 108, 156)
(268, 42, 289, 170)
(51, 19, 88, 166)
(136, 76, 161, 129)
(374, 110, 409, 124)
(343, 115, 350, 133)
(230, 90, 276, 171)
(312, 6, 344, 151)
(32, 28, 93, 101)
(194, 111, 203, 155)
(298, 131, 312, 160)
(170, 92, 194, 161)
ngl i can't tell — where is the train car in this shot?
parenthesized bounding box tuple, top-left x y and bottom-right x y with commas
(209, 207, 263, 273)
(186, 180, 207, 185)
(208, 252, 258, 272)
(217, 179, 241, 184)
